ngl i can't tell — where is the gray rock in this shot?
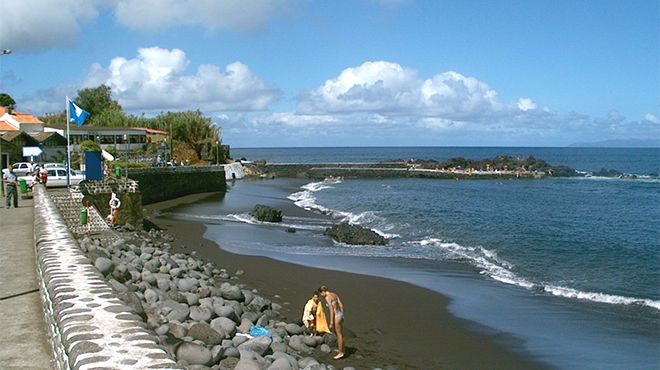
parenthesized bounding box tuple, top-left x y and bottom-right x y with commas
(178, 277, 199, 292)
(211, 317, 237, 338)
(270, 351, 298, 370)
(298, 357, 320, 369)
(108, 279, 128, 293)
(302, 335, 318, 347)
(319, 344, 331, 354)
(118, 291, 144, 317)
(183, 292, 200, 306)
(251, 205, 283, 223)
(142, 271, 157, 285)
(248, 295, 271, 312)
(214, 305, 240, 323)
(220, 283, 244, 301)
(176, 342, 212, 366)
(238, 318, 253, 333)
(267, 357, 295, 370)
(156, 276, 172, 291)
(232, 335, 250, 347)
(224, 347, 240, 359)
(284, 323, 304, 336)
(94, 257, 114, 276)
(190, 305, 213, 322)
(235, 349, 268, 370)
(156, 324, 170, 336)
(188, 322, 224, 345)
(166, 303, 190, 322)
(168, 321, 188, 339)
(144, 288, 159, 304)
(237, 336, 273, 356)
(219, 356, 240, 369)
(288, 335, 312, 354)
(270, 342, 288, 353)
(324, 222, 388, 245)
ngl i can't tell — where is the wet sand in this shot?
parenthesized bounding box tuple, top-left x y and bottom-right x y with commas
(146, 192, 547, 369)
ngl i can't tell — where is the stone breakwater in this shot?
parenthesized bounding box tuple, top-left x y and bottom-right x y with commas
(37, 187, 372, 370)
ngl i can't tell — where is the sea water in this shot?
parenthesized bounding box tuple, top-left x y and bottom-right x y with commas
(168, 147, 660, 369)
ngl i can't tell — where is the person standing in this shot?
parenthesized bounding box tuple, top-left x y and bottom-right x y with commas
(3, 166, 18, 209)
(319, 285, 345, 359)
(302, 291, 320, 336)
(109, 192, 121, 225)
(39, 164, 48, 186)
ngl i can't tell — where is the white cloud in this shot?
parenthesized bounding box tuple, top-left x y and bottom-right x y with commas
(0, 0, 296, 51)
(114, 0, 296, 33)
(644, 113, 659, 124)
(298, 61, 504, 121)
(0, 0, 101, 51)
(517, 98, 537, 111)
(84, 47, 279, 111)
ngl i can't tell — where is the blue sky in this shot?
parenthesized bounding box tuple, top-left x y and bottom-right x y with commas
(0, 0, 658, 147)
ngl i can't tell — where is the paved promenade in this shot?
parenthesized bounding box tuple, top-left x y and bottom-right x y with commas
(0, 196, 53, 369)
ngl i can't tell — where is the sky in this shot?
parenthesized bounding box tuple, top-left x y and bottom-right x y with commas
(0, 0, 658, 147)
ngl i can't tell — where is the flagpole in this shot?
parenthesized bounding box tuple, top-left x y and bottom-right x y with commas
(66, 96, 71, 189)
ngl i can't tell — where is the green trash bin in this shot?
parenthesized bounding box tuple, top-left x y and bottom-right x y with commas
(19, 179, 28, 194)
(80, 207, 88, 225)
(115, 166, 122, 178)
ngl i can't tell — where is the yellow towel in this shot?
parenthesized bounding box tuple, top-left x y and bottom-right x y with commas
(315, 302, 330, 334)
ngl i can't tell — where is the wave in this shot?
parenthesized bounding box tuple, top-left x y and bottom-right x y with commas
(288, 180, 400, 239)
(412, 238, 660, 310)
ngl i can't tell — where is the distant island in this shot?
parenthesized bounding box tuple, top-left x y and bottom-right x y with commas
(568, 138, 660, 148)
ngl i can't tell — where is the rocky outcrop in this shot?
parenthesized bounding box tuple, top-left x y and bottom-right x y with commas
(251, 204, 283, 223)
(324, 223, 388, 245)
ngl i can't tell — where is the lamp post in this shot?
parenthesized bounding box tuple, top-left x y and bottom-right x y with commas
(216, 140, 219, 165)
(123, 134, 128, 184)
(0, 48, 12, 197)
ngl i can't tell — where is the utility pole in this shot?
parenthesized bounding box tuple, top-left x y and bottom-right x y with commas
(0, 49, 12, 197)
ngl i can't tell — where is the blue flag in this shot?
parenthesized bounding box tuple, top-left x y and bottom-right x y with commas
(69, 99, 90, 127)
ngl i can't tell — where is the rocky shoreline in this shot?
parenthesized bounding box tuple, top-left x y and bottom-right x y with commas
(78, 224, 350, 370)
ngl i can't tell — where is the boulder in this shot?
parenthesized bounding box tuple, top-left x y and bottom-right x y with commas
(324, 222, 388, 245)
(94, 257, 114, 276)
(190, 305, 213, 322)
(220, 283, 244, 301)
(247, 295, 271, 312)
(237, 336, 273, 356)
(188, 322, 224, 345)
(211, 317, 237, 338)
(176, 342, 212, 366)
(251, 204, 283, 223)
(287, 335, 312, 354)
(284, 323, 304, 336)
(166, 303, 190, 322)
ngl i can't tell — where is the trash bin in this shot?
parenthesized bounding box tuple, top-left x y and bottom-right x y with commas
(19, 179, 27, 194)
(80, 208, 88, 225)
(115, 166, 122, 178)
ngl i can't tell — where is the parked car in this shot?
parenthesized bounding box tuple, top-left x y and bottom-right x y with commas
(22, 167, 85, 187)
(2, 162, 38, 176)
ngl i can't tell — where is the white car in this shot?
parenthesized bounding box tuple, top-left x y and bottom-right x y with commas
(2, 162, 38, 176)
(22, 167, 85, 187)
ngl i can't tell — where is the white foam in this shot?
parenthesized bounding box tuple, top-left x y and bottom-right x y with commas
(412, 238, 660, 311)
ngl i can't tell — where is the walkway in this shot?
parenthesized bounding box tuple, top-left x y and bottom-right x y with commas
(0, 196, 53, 369)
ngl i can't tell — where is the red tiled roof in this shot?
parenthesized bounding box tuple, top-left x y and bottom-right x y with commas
(0, 106, 45, 125)
(133, 127, 169, 135)
(0, 121, 18, 132)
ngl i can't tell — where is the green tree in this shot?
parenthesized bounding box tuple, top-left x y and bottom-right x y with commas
(80, 140, 101, 152)
(74, 85, 123, 126)
(150, 110, 220, 160)
(0, 93, 16, 111)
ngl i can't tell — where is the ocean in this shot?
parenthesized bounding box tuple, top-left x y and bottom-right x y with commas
(166, 147, 660, 369)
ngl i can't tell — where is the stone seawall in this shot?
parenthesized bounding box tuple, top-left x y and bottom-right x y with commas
(33, 186, 180, 369)
(126, 166, 227, 205)
(265, 163, 546, 180)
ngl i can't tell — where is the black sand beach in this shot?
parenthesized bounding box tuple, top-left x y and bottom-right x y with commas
(146, 192, 547, 369)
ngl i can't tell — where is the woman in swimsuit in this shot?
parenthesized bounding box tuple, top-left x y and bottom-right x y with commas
(319, 285, 345, 359)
